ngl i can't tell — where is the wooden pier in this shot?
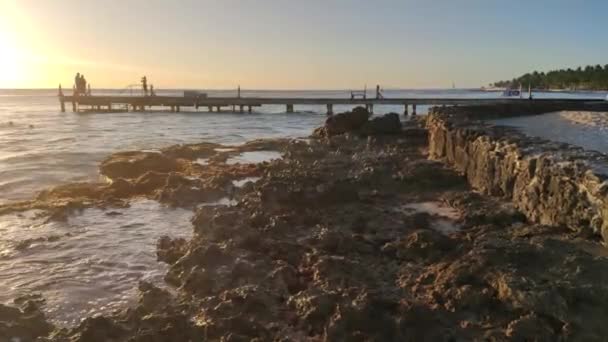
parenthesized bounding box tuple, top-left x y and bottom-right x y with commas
(59, 94, 607, 115)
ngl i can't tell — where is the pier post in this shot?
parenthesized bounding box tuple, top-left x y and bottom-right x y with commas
(171, 106, 175, 112)
(176, 106, 181, 112)
(248, 106, 252, 113)
(412, 104, 417, 116)
(72, 101, 77, 112)
(108, 104, 112, 111)
(232, 105, 236, 112)
(368, 104, 374, 115)
(326, 104, 334, 115)
(403, 104, 408, 116)
(58, 85, 66, 113)
(286, 104, 294, 113)
(216, 106, 221, 113)
(208, 106, 213, 112)
(239, 105, 244, 113)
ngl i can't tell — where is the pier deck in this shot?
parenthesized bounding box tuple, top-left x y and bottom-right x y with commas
(59, 95, 607, 115)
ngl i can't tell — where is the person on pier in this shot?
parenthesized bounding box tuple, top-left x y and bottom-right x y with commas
(141, 76, 148, 96)
(150, 85, 156, 96)
(74, 73, 81, 95)
(376, 84, 384, 100)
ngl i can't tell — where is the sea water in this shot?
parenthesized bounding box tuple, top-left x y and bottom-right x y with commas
(0, 88, 604, 325)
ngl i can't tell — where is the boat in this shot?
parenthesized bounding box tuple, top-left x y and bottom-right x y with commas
(502, 89, 521, 97)
(502, 84, 523, 98)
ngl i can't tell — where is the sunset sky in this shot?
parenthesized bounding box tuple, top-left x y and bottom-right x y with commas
(1, 0, 607, 89)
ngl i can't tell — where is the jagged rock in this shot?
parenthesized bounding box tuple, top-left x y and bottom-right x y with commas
(427, 106, 608, 241)
(156, 235, 188, 264)
(100, 151, 181, 179)
(0, 303, 54, 341)
(360, 113, 402, 135)
(313, 107, 370, 137)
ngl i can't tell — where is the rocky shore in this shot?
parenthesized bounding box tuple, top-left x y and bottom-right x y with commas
(3, 107, 608, 341)
(427, 106, 608, 241)
(559, 111, 608, 128)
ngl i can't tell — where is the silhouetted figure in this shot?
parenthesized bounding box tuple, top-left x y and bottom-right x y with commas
(150, 85, 156, 96)
(141, 76, 148, 96)
(87, 84, 91, 96)
(75, 74, 87, 96)
(74, 73, 81, 95)
(376, 85, 383, 99)
(237, 85, 241, 98)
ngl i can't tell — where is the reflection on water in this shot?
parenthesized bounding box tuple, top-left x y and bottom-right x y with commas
(0, 200, 192, 326)
(402, 201, 462, 234)
(226, 151, 282, 165)
(232, 177, 262, 187)
(0, 89, 603, 204)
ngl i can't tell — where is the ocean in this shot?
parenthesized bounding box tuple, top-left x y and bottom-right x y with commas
(0, 88, 606, 326)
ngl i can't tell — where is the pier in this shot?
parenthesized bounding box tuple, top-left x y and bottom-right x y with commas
(58, 93, 607, 115)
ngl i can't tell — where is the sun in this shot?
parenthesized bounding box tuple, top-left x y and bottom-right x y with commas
(0, 43, 21, 83)
(0, 27, 26, 87)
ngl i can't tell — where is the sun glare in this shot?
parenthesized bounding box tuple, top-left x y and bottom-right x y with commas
(0, 35, 23, 86)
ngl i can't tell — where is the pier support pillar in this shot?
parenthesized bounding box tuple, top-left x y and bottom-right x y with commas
(412, 104, 417, 116)
(177, 106, 181, 112)
(403, 104, 409, 116)
(367, 104, 374, 115)
(239, 105, 244, 113)
(248, 106, 252, 113)
(232, 105, 236, 112)
(108, 104, 112, 111)
(60, 100, 66, 113)
(171, 106, 175, 112)
(216, 106, 221, 113)
(208, 106, 213, 112)
(72, 101, 77, 112)
(326, 104, 334, 115)
(286, 104, 294, 113)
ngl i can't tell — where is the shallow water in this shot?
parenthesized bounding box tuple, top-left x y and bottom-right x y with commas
(233, 177, 262, 187)
(0, 88, 601, 203)
(492, 111, 608, 155)
(226, 151, 283, 165)
(0, 200, 193, 326)
(402, 201, 462, 234)
(0, 88, 603, 326)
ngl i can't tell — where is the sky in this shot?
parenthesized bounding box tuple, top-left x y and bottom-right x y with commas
(0, 0, 607, 89)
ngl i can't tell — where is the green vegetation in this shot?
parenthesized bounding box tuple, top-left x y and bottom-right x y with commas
(493, 64, 608, 90)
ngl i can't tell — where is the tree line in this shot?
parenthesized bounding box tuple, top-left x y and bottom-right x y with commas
(492, 64, 608, 90)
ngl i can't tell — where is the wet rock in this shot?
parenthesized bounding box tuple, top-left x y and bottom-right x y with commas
(360, 113, 402, 135)
(100, 151, 181, 179)
(107, 177, 134, 197)
(313, 107, 370, 137)
(288, 289, 339, 335)
(133, 171, 169, 194)
(505, 314, 556, 341)
(324, 291, 399, 341)
(156, 235, 188, 264)
(0, 303, 53, 341)
(427, 107, 608, 240)
(382, 229, 453, 261)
